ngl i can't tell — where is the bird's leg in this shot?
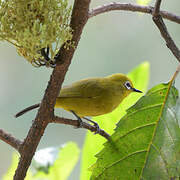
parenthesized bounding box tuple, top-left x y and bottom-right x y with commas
(83, 117, 100, 134)
(70, 111, 83, 128)
(70, 111, 100, 134)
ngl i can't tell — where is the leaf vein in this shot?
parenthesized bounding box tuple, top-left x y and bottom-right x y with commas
(118, 123, 156, 139)
(140, 82, 173, 178)
(151, 143, 170, 176)
(146, 87, 168, 96)
(125, 103, 163, 119)
(96, 150, 147, 179)
(162, 109, 175, 144)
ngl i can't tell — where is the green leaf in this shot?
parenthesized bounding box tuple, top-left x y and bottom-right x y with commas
(137, 0, 152, 6)
(33, 142, 80, 180)
(80, 62, 150, 180)
(90, 82, 180, 179)
(3, 153, 33, 180)
(3, 142, 79, 180)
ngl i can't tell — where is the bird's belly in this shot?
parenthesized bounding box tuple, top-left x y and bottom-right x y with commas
(55, 96, 118, 117)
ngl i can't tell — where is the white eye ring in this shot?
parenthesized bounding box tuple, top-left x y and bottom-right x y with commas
(124, 81, 132, 90)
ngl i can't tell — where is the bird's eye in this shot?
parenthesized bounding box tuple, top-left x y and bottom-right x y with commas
(124, 81, 132, 90)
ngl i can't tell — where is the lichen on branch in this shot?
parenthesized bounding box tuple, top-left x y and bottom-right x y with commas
(0, 0, 72, 66)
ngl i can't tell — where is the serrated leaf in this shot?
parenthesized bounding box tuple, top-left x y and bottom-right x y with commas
(33, 142, 80, 180)
(80, 62, 150, 180)
(90, 82, 180, 179)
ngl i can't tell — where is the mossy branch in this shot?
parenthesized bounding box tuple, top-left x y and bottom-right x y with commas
(13, 0, 91, 179)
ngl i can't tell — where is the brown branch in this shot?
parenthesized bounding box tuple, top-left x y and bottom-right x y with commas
(88, 2, 180, 24)
(0, 129, 22, 152)
(52, 116, 111, 141)
(153, 0, 162, 17)
(152, 0, 180, 62)
(13, 0, 91, 179)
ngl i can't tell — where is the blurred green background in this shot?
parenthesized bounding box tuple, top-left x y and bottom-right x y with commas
(0, 0, 179, 179)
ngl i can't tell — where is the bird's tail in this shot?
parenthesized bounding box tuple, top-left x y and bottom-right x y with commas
(15, 103, 40, 118)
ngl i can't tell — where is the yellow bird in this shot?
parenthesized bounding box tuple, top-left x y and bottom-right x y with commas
(15, 73, 142, 129)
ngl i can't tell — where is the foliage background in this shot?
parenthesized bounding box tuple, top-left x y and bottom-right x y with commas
(0, 0, 179, 179)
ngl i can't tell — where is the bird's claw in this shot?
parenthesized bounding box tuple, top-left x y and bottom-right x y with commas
(93, 123, 100, 135)
(83, 117, 100, 134)
(77, 118, 83, 128)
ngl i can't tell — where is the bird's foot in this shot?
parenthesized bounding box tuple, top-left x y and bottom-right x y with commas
(93, 123, 100, 135)
(70, 111, 100, 133)
(83, 117, 100, 134)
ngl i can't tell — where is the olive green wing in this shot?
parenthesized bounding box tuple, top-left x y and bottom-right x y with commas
(59, 78, 104, 98)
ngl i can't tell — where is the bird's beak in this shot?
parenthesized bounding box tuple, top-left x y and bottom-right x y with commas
(131, 87, 143, 93)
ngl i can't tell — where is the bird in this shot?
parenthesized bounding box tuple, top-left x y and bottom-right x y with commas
(15, 73, 142, 131)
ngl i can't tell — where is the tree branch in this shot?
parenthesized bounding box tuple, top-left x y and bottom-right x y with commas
(153, 0, 162, 17)
(52, 116, 111, 141)
(0, 129, 22, 152)
(89, 2, 180, 24)
(152, 0, 180, 62)
(13, 0, 91, 179)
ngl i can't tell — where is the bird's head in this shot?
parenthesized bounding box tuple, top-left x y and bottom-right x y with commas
(107, 73, 142, 96)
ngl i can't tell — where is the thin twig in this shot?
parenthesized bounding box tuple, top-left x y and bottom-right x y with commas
(15, 103, 40, 118)
(52, 116, 111, 141)
(171, 63, 180, 82)
(89, 2, 180, 24)
(0, 129, 22, 152)
(152, 0, 180, 62)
